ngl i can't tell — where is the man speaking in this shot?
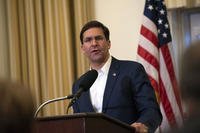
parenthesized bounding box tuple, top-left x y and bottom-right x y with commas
(72, 20, 162, 133)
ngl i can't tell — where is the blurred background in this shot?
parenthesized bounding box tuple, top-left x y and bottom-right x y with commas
(0, 0, 200, 117)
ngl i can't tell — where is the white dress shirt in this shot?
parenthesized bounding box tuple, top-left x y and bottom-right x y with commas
(89, 56, 112, 113)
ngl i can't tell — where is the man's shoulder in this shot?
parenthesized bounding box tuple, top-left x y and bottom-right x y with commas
(112, 56, 143, 67)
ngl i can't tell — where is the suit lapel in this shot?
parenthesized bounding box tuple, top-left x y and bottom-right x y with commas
(102, 57, 120, 113)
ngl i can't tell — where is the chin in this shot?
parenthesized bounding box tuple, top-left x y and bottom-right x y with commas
(90, 57, 104, 63)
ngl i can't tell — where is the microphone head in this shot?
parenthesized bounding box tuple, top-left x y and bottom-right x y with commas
(79, 69, 98, 91)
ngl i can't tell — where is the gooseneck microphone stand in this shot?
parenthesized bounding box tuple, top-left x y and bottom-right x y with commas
(34, 94, 74, 118)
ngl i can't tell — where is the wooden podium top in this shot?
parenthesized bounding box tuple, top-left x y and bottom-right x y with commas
(34, 113, 135, 133)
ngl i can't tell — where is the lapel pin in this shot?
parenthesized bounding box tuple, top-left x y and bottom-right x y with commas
(112, 73, 116, 76)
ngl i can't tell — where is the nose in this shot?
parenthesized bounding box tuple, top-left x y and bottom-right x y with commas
(91, 38, 98, 46)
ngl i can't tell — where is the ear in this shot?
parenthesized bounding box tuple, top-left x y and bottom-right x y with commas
(81, 45, 86, 54)
(108, 40, 111, 49)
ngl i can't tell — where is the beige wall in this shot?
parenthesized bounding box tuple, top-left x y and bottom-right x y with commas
(93, 0, 145, 61)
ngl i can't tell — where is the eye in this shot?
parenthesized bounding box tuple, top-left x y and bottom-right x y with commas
(95, 36, 104, 41)
(83, 37, 92, 43)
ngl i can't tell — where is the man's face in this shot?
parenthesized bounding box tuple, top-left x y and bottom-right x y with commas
(81, 27, 111, 64)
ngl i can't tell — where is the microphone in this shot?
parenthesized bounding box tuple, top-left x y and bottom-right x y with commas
(34, 94, 74, 118)
(67, 69, 98, 112)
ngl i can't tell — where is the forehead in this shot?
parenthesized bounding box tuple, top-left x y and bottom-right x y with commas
(83, 27, 104, 38)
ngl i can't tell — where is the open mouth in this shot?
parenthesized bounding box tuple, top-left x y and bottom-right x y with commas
(91, 49, 101, 54)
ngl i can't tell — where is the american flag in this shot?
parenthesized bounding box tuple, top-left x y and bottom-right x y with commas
(137, 0, 183, 132)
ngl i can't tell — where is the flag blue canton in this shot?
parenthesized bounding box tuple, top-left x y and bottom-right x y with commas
(144, 0, 172, 46)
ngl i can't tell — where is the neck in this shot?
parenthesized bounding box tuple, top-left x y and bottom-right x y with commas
(91, 63, 104, 70)
(91, 55, 110, 70)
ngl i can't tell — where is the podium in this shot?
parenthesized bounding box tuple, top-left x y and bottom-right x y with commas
(33, 113, 135, 133)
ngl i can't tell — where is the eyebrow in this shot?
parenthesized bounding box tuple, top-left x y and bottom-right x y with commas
(84, 35, 104, 39)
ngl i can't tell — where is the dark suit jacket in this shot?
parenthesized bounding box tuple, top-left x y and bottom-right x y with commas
(72, 57, 162, 132)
